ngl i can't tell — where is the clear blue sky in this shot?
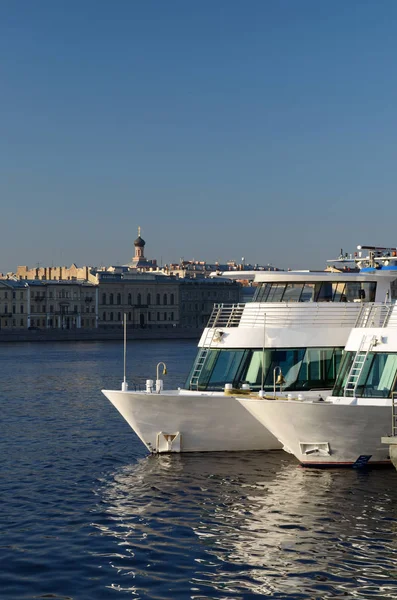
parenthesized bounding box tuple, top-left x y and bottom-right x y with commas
(1, 0, 397, 273)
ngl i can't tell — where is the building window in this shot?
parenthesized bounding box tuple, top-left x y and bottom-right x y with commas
(171, 294, 174, 305)
(110, 312, 114, 321)
(147, 293, 151, 305)
(128, 312, 132, 321)
(164, 312, 167, 321)
(171, 312, 174, 321)
(137, 293, 141, 306)
(118, 312, 121, 321)
(20, 305, 23, 313)
(42, 305, 46, 313)
(20, 292, 23, 300)
(156, 294, 160, 305)
(74, 305, 78, 313)
(157, 312, 160, 321)
(163, 294, 167, 305)
(50, 305, 54, 313)
(12, 305, 16, 314)
(110, 293, 114, 305)
(102, 293, 106, 304)
(117, 293, 121, 305)
(20, 319, 24, 326)
(103, 312, 106, 321)
(128, 293, 132, 305)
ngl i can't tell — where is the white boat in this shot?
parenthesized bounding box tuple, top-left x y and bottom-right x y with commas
(102, 245, 397, 454)
(238, 305, 397, 467)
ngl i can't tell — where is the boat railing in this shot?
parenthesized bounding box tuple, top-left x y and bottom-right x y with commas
(207, 303, 245, 328)
(205, 302, 397, 329)
(354, 303, 394, 328)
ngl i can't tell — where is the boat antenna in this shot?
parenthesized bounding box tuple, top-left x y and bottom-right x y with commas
(122, 312, 128, 391)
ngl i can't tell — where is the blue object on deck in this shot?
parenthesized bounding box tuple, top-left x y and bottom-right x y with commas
(353, 455, 372, 468)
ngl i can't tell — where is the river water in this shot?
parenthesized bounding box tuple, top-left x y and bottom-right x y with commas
(1, 340, 397, 600)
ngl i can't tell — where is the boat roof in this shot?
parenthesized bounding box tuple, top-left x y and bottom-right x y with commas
(210, 269, 397, 283)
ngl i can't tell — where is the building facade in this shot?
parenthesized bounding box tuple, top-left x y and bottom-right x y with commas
(97, 272, 179, 329)
(0, 280, 98, 330)
(179, 279, 241, 328)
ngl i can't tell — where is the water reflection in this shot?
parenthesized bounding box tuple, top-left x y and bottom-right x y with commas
(93, 453, 397, 599)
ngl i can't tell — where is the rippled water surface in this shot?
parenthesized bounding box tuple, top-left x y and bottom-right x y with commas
(2, 340, 397, 600)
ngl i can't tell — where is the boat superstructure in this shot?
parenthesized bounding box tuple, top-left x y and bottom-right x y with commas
(239, 303, 397, 467)
(102, 248, 397, 454)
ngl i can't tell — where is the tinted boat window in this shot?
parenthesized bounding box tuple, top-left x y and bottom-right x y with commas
(332, 282, 346, 302)
(266, 284, 286, 302)
(283, 283, 304, 302)
(315, 282, 333, 302)
(357, 353, 397, 398)
(345, 282, 361, 302)
(301, 283, 316, 302)
(333, 351, 355, 396)
(363, 282, 376, 302)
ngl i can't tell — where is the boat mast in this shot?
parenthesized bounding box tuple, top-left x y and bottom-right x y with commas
(122, 312, 128, 391)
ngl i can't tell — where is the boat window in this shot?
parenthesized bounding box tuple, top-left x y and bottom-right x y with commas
(253, 281, 377, 303)
(333, 351, 354, 396)
(301, 283, 316, 302)
(266, 284, 286, 302)
(315, 282, 331, 302)
(356, 353, 397, 398)
(326, 348, 343, 384)
(253, 283, 271, 302)
(344, 282, 361, 302)
(363, 282, 376, 302)
(283, 283, 304, 302)
(189, 347, 344, 391)
(295, 348, 335, 388)
(332, 282, 346, 302)
(191, 349, 247, 391)
(262, 349, 306, 389)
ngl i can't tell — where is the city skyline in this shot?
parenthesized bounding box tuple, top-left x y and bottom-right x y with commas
(2, 1, 397, 274)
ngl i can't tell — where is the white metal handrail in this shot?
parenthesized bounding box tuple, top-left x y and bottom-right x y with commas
(206, 302, 396, 330)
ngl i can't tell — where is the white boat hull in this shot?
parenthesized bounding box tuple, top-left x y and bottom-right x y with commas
(239, 398, 393, 466)
(102, 389, 281, 453)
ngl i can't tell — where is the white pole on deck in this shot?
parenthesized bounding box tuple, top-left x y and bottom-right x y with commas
(122, 312, 128, 391)
(259, 313, 266, 397)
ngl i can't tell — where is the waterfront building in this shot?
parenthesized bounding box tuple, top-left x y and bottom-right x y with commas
(178, 278, 241, 328)
(0, 279, 98, 331)
(97, 271, 179, 329)
(15, 264, 97, 283)
(0, 228, 242, 333)
(0, 280, 29, 330)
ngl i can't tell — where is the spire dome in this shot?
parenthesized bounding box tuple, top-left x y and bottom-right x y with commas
(134, 226, 145, 247)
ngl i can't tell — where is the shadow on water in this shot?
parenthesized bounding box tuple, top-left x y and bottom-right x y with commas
(93, 452, 397, 600)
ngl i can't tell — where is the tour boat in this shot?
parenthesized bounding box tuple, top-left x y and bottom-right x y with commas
(238, 305, 397, 467)
(102, 245, 397, 454)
